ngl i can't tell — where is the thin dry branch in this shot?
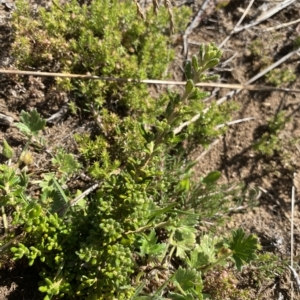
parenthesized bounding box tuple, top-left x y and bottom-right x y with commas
(263, 18, 300, 32)
(194, 138, 220, 162)
(234, 0, 297, 33)
(215, 117, 255, 129)
(291, 173, 296, 297)
(218, 0, 255, 48)
(183, 0, 212, 56)
(0, 69, 299, 93)
(289, 266, 300, 292)
(194, 117, 255, 161)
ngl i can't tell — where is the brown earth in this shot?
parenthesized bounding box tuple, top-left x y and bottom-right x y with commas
(1, 0, 300, 299)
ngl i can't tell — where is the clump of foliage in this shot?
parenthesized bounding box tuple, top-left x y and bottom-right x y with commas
(12, 0, 191, 114)
(253, 111, 288, 156)
(247, 252, 287, 285)
(248, 38, 273, 68)
(1, 41, 260, 300)
(204, 266, 250, 300)
(265, 68, 296, 86)
(2, 1, 261, 299)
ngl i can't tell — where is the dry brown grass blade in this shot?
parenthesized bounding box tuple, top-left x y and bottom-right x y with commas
(133, 0, 146, 20)
(264, 18, 300, 32)
(0, 69, 300, 93)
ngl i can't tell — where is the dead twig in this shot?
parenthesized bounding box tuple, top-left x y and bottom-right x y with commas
(194, 117, 255, 161)
(215, 117, 255, 129)
(57, 183, 99, 216)
(291, 173, 296, 297)
(289, 265, 300, 292)
(0, 69, 300, 93)
(234, 0, 297, 33)
(183, 0, 212, 56)
(0, 113, 14, 126)
(46, 104, 69, 124)
(218, 0, 255, 48)
(263, 18, 300, 32)
(194, 138, 220, 162)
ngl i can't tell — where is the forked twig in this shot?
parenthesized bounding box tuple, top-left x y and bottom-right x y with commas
(218, 0, 255, 48)
(234, 0, 297, 33)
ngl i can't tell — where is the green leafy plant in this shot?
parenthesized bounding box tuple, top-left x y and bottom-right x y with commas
(0, 42, 260, 300)
(253, 111, 288, 156)
(2, 1, 261, 299)
(265, 67, 296, 86)
(12, 0, 191, 115)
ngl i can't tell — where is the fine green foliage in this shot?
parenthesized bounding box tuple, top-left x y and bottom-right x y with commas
(0, 42, 260, 300)
(265, 68, 296, 86)
(3, 1, 261, 299)
(12, 0, 191, 114)
(253, 111, 288, 156)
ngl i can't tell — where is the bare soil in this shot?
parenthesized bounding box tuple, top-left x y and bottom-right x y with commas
(1, 0, 300, 299)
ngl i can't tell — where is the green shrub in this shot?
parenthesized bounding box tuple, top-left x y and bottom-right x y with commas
(0, 1, 261, 299)
(12, 0, 191, 114)
(1, 42, 260, 299)
(253, 111, 288, 156)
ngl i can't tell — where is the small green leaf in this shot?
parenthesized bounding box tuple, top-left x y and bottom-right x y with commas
(169, 133, 187, 144)
(38, 286, 48, 293)
(15, 123, 31, 136)
(52, 149, 81, 175)
(146, 141, 155, 154)
(191, 54, 199, 72)
(185, 79, 195, 94)
(2, 139, 14, 159)
(170, 225, 196, 258)
(202, 171, 221, 185)
(199, 44, 205, 62)
(17, 109, 46, 136)
(178, 177, 190, 192)
(172, 267, 203, 296)
(228, 228, 260, 271)
(184, 61, 193, 80)
(187, 235, 218, 269)
(139, 230, 167, 258)
(203, 58, 220, 70)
